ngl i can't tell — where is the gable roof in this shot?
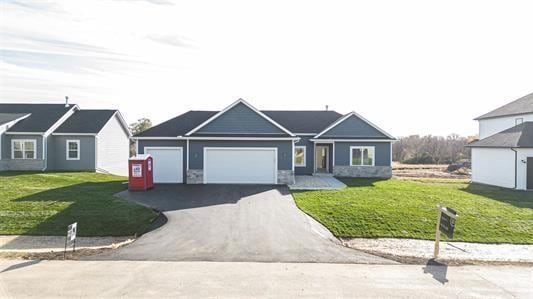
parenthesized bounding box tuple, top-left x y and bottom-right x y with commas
(314, 111, 395, 140)
(135, 111, 217, 137)
(263, 111, 342, 133)
(0, 113, 30, 126)
(0, 103, 75, 133)
(185, 99, 295, 137)
(475, 92, 533, 120)
(467, 122, 533, 148)
(54, 110, 118, 134)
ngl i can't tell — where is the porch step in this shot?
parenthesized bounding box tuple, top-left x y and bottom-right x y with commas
(312, 173, 334, 177)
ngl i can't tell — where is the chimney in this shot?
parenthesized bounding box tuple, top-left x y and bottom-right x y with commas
(65, 96, 69, 108)
(325, 105, 329, 111)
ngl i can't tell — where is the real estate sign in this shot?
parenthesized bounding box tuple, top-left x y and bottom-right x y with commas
(439, 208, 457, 239)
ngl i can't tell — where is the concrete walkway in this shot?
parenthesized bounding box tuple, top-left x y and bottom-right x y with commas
(344, 238, 533, 263)
(289, 175, 346, 190)
(0, 235, 133, 253)
(0, 260, 531, 298)
(92, 184, 390, 264)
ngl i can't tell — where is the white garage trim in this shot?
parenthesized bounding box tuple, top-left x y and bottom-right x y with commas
(144, 146, 183, 183)
(203, 147, 278, 184)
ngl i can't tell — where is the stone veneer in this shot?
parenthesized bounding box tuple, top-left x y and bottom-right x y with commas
(277, 170, 295, 185)
(186, 169, 204, 184)
(0, 159, 45, 171)
(187, 169, 294, 185)
(333, 165, 392, 178)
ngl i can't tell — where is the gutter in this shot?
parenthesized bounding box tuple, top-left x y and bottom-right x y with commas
(511, 148, 518, 189)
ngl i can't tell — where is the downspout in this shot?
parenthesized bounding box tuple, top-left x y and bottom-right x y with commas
(511, 148, 518, 189)
(42, 136, 47, 171)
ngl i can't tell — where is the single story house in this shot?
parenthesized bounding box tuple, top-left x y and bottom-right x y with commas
(0, 103, 131, 175)
(468, 92, 533, 190)
(132, 99, 396, 184)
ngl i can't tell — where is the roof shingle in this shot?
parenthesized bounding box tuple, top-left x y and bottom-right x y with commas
(0, 103, 74, 132)
(54, 110, 117, 133)
(475, 92, 533, 120)
(467, 122, 533, 148)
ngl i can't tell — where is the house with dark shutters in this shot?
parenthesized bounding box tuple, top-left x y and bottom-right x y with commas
(132, 99, 395, 184)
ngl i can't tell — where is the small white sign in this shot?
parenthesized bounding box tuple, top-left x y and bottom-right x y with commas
(148, 159, 152, 171)
(132, 164, 142, 177)
(67, 222, 77, 242)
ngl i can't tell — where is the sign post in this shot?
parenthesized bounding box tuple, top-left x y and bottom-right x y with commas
(434, 205, 458, 258)
(64, 222, 77, 259)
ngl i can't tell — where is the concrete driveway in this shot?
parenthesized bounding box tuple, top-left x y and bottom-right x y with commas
(94, 184, 393, 264)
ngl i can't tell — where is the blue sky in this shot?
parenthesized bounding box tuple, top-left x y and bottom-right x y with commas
(1, 0, 532, 136)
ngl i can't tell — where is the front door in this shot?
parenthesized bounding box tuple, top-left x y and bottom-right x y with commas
(527, 157, 533, 190)
(315, 145, 329, 173)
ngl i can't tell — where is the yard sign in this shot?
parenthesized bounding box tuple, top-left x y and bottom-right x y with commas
(64, 222, 78, 259)
(433, 205, 458, 258)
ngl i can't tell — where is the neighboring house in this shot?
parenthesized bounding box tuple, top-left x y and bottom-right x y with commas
(468, 92, 533, 190)
(132, 99, 395, 185)
(0, 103, 131, 175)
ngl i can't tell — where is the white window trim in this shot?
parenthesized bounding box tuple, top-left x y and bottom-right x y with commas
(350, 146, 375, 167)
(294, 146, 307, 167)
(516, 118, 524, 125)
(66, 140, 80, 161)
(11, 139, 37, 160)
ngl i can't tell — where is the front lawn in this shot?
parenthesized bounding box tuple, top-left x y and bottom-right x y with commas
(0, 172, 157, 236)
(292, 178, 533, 244)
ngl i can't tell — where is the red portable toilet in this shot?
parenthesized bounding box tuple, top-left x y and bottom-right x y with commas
(128, 154, 154, 191)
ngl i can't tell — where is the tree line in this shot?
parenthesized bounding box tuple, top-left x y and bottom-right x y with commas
(392, 134, 477, 164)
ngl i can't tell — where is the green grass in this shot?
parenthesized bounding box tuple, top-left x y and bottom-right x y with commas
(292, 178, 533, 244)
(0, 172, 157, 236)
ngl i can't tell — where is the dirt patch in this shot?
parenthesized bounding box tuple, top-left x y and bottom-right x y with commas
(393, 163, 470, 179)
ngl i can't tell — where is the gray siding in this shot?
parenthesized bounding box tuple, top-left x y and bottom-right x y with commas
(196, 103, 285, 135)
(334, 142, 391, 166)
(295, 136, 315, 175)
(138, 140, 187, 180)
(189, 140, 292, 170)
(48, 136, 96, 171)
(322, 115, 388, 138)
(1, 134, 43, 159)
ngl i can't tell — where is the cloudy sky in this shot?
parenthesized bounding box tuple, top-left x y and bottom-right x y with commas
(1, 0, 532, 137)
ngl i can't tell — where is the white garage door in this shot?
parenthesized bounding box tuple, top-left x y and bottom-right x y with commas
(204, 148, 277, 184)
(145, 147, 183, 183)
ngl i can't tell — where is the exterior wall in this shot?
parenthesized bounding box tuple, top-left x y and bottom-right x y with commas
(0, 134, 44, 171)
(47, 135, 96, 171)
(1, 134, 43, 159)
(137, 139, 187, 181)
(322, 115, 388, 138)
(188, 140, 293, 184)
(516, 148, 533, 190)
(471, 148, 516, 188)
(196, 103, 285, 135)
(479, 113, 533, 139)
(96, 115, 130, 176)
(333, 142, 392, 178)
(295, 136, 314, 175)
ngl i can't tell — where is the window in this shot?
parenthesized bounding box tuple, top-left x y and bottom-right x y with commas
(294, 146, 306, 167)
(66, 140, 80, 160)
(516, 118, 524, 125)
(350, 146, 375, 166)
(11, 140, 36, 159)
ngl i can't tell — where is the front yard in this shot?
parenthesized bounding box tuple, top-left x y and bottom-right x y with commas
(0, 172, 157, 236)
(292, 178, 533, 244)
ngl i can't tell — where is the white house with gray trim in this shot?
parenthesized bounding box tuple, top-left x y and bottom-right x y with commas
(0, 103, 130, 176)
(132, 99, 395, 185)
(468, 92, 533, 190)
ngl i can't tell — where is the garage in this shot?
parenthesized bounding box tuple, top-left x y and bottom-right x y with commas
(204, 147, 277, 184)
(145, 147, 183, 183)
